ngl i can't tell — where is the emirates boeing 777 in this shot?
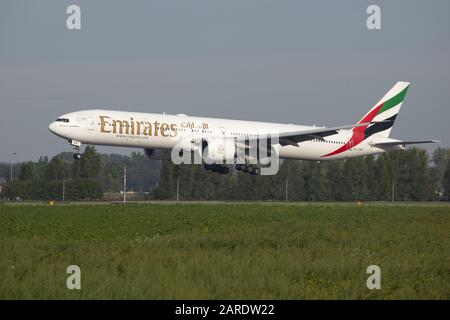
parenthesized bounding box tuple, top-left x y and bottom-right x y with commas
(49, 82, 438, 175)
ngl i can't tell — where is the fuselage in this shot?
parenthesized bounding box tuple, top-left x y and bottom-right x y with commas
(49, 109, 390, 161)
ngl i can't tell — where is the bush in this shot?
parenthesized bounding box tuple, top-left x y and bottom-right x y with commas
(1, 179, 103, 201)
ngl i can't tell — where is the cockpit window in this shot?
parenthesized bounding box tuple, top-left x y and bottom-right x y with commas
(56, 118, 70, 123)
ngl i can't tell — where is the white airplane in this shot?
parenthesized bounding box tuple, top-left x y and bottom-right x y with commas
(49, 81, 438, 175)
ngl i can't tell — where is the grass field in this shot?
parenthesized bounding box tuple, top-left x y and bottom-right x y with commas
(0, 202, 449, 299)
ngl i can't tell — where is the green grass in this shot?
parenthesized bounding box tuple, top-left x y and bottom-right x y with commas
(0, 203, 449, 299)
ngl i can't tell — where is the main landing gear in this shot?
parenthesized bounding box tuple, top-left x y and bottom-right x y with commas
(204, 164, 230, 174)
(203, 163, 261, 175)
(69, 140, 83, 160)
(235, 164, 261, 176)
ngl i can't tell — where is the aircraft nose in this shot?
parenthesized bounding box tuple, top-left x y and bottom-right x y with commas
(48, 122, 57, 134)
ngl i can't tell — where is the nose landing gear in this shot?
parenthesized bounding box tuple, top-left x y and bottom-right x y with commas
(73, 153, 82, 160)
(69, 140, 83, 160)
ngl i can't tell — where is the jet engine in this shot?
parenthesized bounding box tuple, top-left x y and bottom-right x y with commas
(203, 138, 236, 164)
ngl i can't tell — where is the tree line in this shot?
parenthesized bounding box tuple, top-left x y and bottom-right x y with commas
(1, 147, 450, 201)
(153, 147, 450, 202)
(0, 146, 160, 201)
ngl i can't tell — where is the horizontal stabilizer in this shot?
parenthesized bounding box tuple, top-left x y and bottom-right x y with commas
(370, 140, 440, 147)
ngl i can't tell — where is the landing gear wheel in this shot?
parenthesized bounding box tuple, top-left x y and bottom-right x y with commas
(253, 167, 261, 176)
(220, 166, 229, 174)
(242, 165, 249, 172)
(247, 165, 255, 175)
(70, 140, 83, 161)
(208, 164, 230, 174)
(204, 163, 214, 171)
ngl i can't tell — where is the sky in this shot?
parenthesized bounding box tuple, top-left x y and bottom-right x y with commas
(0, 0, 449, 162)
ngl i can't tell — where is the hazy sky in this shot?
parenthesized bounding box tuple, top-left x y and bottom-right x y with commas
(1, 0, 449, 162)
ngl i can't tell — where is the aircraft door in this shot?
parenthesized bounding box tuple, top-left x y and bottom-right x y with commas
(86, 117, 97, 131)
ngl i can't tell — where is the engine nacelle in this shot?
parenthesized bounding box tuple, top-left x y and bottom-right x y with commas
(203, 138, 236, 164)
(144, 148, 172, 160)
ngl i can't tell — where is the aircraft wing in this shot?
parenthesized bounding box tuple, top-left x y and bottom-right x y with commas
(369, 140, 440, 147)
(275, 122, 371, 146)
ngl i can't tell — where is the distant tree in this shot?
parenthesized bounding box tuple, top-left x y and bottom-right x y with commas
(233, 169, 256, 200)
(2, 180, 33, 200)
(44, 156, 70, 180)
(284, 160, 304, 201)
(387, 149, 435, 201)
(270, 160, 297, 201)
(302, 161, 326, 201)
(189, 165, 211, 200)
(431, 148, 450, 197)
(208, 166, 235, 200)
(152, 160, 175, 199)
(95, 152, 160, 193)
(324, 161, 344, 201)
(127, 152, 161, 192)
(19, 162, 38, 180)
(38, 156, 49, 164)
(443, 160, 450, 201)
(65, 178, 103, 201)
(372, 155, 391, 200)
(72, 146, 101, 179)
(339, 158, 368, 201)
(2, 147, 448, 202)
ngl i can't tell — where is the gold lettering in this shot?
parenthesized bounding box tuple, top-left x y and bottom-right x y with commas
(153, 121, 160, 136)
(170, 124, 177, 137)
(160, 123, 170, 137)
(130, 117, 135, 135)
(143, 122, 152, 136)
(98, 117, 181, 137)
(136, 121, 143, 135)
(99, 116, 111, 133)
(112, 120, 129, 134)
